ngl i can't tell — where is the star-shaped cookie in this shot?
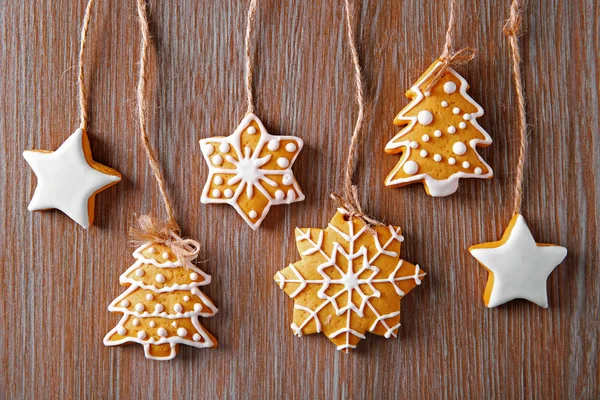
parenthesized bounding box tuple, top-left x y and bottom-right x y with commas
(199, 113, 304, 230)
(469, 214, 567, 308)
(275, 209, 425, 351)
(23, 128, 121, 228)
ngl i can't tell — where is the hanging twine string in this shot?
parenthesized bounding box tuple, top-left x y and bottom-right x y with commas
(133, 0, 200, 263)
(424, 0, 476, 92)
(244, 0, 258, 115)
(504, 0, 527, 215)
(331, 0, 384, 233)
(78, 0, 95, 131)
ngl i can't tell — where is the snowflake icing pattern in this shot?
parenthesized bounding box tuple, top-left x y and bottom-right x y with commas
(199, 113, 304, 230)
(275, 209, 426, 351)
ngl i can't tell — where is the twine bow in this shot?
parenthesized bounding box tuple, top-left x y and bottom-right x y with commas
(331, 191, 384, 234)
(130, 215, 201, 267)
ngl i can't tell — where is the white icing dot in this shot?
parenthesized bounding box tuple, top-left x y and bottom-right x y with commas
(403, 161, 419, 175)
(474, 167, 483, 175)
(135, 303, 145, 312)
(193, 333, 201, 342)
(183, 296, 190, 302)
(452, 142, 467, 155)
(117, 326, 127, 335)
(424, 91, 431, 97)
(212, 155, 223, 166)
(247, 126, 257, 135)
(162, 251, 170, 260)
(202, 144, 214, 156)
(282, 174, 293, 185)
(287, 189, 297, 201)
(441, 101, 449, 107)
(421, 134, 430, 142)
(194, 303, 202, 312)
(417, 110, 434, 125)
(214, 176, 224, 185)
(433, 154, 442, 162)
(459, 122, 467, 129)
(149, 321, 156, 328)
(135, 269, 144, 277)
(420, 150, 428, 157)
(172, 321, 178, 327)
(137, 330, 147, 339)
(444, 81, 457, 94)
(448, 157, 456, 165)
(452, 107, 461, 115)
(462, 161, 471, 168)
(433, 130, 442, 138)
(224, 188, 233, 198)
(156, 274, 165, 283)
(145, 293, 153, 301)
(120, 299, 130, 307)
(190, 273, 199, 281)
(174, 303, 183, 313)
(132, 319, 140, 326)
(249, 210, 258, 219)
(212, 189, 221, 198)
(285, 143, 297, 152)
(277, 157, 290, 168)
(448, 126, 457, 134)
(157, 328, 167, 337)
(177, 328, 188, 337)
(267, 140, 280, 151)
(410, 141, 419, 149)
(275, 190, 285, 200)
(155, 304, 164, 312)
(463, 114, 472, 120)
(147, 247, 156, 254)
(219, 142, 230, 153)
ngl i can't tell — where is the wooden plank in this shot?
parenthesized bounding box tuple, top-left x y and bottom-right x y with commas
(0, 0, 598, 398)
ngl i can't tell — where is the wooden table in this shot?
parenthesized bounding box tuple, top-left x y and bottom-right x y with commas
(1, 0, 598, 398)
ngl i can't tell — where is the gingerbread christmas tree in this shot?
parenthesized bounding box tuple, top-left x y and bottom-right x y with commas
(104, 241, 217, 360)
(385, 60, 493, 196)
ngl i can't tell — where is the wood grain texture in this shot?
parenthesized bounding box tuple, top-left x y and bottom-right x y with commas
(1, 0, 598, 398)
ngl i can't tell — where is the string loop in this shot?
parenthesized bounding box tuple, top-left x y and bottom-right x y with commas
(336, 0, 384, 233)
(78, 0, 95, 131)
(244, 0, 258, 115)
(504, 0, 527, 215)
(424, 0, 476, 92)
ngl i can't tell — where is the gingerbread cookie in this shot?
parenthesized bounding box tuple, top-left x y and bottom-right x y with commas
(23, 128, 121, 228)
(104, 239, 218, 360)
(469, 214, 567, 308)
(385, 60, 492, 196)
(275, 209, 426, 351)
(199, 113, 304, 230)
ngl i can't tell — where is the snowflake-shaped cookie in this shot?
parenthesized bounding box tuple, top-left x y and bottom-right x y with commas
(199, 113, 304, 230)
(275, 209, 426, 351)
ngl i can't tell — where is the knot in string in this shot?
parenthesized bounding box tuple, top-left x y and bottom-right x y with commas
(331, 192, 384, 234)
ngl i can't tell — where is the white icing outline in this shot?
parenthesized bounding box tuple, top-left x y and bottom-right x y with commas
(199, 113, 305, 230)
(275, 211, 425, 350)
(385, 62, 493, 196)
(104, 240, 217, 360)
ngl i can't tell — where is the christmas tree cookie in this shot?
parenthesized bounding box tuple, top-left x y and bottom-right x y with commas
(385, 60, 493, 196)
(104, 241, 217, 360)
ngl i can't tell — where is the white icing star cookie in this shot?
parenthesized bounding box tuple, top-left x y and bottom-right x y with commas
(469, 214, 567, 308)
(199, 113, 304, 230)
(23, 128, 121, 228)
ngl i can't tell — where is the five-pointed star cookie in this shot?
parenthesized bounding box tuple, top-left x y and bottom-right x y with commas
(275, 209, 426, 351)
(199, 113, 304, 230)
(23, 128, 121, 228)
(469, 214, 567, 308)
